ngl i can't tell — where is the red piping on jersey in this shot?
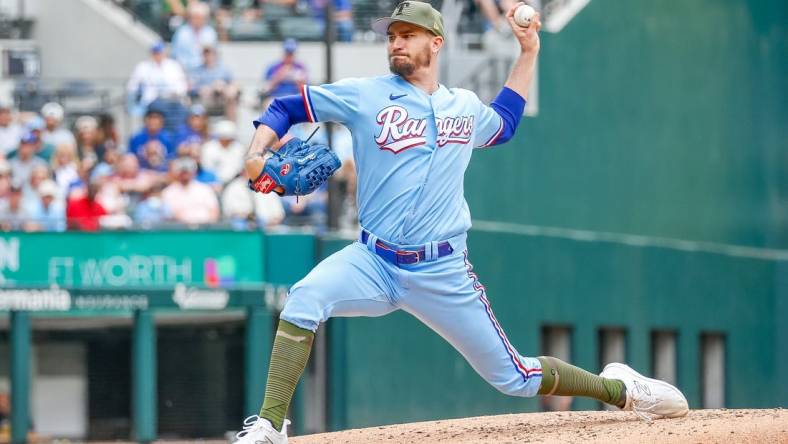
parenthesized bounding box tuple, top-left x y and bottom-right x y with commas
(480, 118, 504, 148)
(300, 84, 315, 123)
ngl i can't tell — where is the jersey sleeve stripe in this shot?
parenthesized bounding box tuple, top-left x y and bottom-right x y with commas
(479, 117, 504, 148)
(300, 84, 317, 122)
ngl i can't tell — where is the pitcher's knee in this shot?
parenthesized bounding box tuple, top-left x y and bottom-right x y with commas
(279, 284, 327, 333)
(486, 365, 544, 398)
(489, 378, 535, 397)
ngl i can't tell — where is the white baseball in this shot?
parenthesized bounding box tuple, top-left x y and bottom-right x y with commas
(514, 4, 536, 28)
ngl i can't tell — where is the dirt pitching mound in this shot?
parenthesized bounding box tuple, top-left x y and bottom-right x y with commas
(291, 409, 787, 444)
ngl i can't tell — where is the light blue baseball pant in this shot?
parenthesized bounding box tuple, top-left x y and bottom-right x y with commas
(280, 234, 544, 397)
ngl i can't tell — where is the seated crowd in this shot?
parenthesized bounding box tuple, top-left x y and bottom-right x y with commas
(127, 0, 355, 43)
(125, 0, 519, 45)
(0, 99, 330, 232)
(0, 1, 385, 234)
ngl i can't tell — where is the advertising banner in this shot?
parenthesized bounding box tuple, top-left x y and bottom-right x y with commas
(0, 231, 265, 289)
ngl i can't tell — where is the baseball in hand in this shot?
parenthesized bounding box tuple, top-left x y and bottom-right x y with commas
(514, 4, 536, 28)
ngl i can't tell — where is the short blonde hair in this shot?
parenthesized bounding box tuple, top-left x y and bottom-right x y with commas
(51, 142, 78, 169)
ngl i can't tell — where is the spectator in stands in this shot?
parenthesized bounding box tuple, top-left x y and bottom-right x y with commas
(93, 166, 133, 229)
(51, 143, 80, 195)
(7, 117, 54, 162)
(189, 44, 240, 120)
(171, 2, 218, 72)
(139, 140, 170, 173)
(134, 182, 172, 228)
(27, 179, 65, 232)
(175, 136, 221, 191)
(96, 113, 119, 152)
(129, 109, 176, 159)
(64, 158, 93, 200)
(23, 115, 44, 136)
(90, 146, 121, 183)
(41, 102, 77, 148)
(127, 42, 188, 116)
(222, 168, 285, 230)
(21, 163, 51, 212)
(0, 184, 38, 231)
(0, 102, 22, 158)
(161, 157, 220, 225)
(175, 104, 210, 146)
(9, 132, 46, 188)
(74, 116, 107, 166)
(66, 176, 107, 231)
(112, 153, 162, 212)
(309, 0, 354, 42)
(201, 120, 244, 184)
(262, 39, 308, 99)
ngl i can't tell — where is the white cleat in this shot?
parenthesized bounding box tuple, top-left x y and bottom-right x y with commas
(233, 415, 290, 444)
(600, 362, 689, 420)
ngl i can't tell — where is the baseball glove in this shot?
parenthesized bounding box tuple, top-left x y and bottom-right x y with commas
(248, 137, 341, 196)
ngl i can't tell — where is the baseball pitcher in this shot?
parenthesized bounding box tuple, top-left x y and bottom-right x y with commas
(235, 2, 688, 442)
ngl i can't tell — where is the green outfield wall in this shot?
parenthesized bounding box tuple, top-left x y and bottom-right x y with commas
(466, 0, 787, 248)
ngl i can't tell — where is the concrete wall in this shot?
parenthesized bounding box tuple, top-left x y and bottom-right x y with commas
(32, 0, 157, 82)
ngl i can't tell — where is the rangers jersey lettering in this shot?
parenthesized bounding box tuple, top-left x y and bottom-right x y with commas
(301, 74, 504, 245)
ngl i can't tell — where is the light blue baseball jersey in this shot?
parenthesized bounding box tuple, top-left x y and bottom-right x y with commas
(277, 75, 543, 401)
(300, 74, 505, 245)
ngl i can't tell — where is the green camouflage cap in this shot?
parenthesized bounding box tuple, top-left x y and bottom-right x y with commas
(372, 1, 444, 39)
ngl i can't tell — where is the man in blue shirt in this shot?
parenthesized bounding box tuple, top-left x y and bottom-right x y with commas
(26, 180, 65, 232)
(129, 109, 176, 159)
(262, 39, 309, 100)
(308, 0, 354, 42)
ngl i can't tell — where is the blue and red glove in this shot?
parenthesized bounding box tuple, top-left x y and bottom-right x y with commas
(248, 137, 341, 196)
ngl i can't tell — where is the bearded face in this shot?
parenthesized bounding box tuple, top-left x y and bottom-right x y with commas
(387, 23, 439, 78)
(389, 39, 432, 77)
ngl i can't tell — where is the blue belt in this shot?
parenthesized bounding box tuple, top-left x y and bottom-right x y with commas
(361, 230, 454, 266)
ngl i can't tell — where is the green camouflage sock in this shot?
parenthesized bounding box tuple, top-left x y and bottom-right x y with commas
(259, 320, 314, 431)
(537, 356, 626, 407)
